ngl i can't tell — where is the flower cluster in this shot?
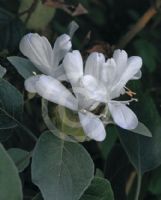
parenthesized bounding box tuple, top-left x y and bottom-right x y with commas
(20, 33, 142, 141)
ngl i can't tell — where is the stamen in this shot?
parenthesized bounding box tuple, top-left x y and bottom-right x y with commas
(124, 86, 136, 97)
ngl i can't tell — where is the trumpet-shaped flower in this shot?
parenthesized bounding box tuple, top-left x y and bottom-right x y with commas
(25, 73, 106, 141)
(63, 50, 142, 135)
(24, 49, 142, 141)
(19, 33, 72, 81)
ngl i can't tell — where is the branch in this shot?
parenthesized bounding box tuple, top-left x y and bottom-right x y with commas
(19, 0, 39, 24)
(116, 0, 161, 49)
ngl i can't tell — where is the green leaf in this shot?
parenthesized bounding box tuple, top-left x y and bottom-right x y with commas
(148, 166, 161, 196)
(32, 193, 43, 200)
(0, 129, 15, 142)
(95, 168, 104, 178)
(131, 122, 152, 137)
(0, 7, 14, 25)
(119, 91, 161, 174)
(0, 143, 23, 200)
(0, 65, 6, 78)
(148, 165, 161, 195)
(32, 131, 94, 200)
(0, 78, 23, 130)
(19, 0, 55, 30)
(80, 177, 114, 200)
(99, 125, 118, 159)
(133, 39, 158, 73)
(8, 56, 40, 79)
(8, 148, 31, 172)
(0, 8, 25, 51)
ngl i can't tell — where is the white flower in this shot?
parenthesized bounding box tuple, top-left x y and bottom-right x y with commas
(63, 49, 142, 132)
(19, 33, 72, 81)
(25, 73, 106, 141)
(24, 49, 142, 142)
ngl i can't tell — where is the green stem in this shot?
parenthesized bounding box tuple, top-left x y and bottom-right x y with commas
(134, 172, 142, 200)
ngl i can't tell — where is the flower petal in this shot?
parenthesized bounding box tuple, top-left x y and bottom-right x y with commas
(108, 101, 138, 130)
(124, 56, 142, 80)
(53, 34, 72, 66)
(132, 70, 142, 80)
(79, 75, 107, 103)
(111, 56, 142, 98)
(101, 58, 116, 85)
(24, 75, 40, 93)
(34, 75, 78, 111)
(51, 64, 67, 81)
(113, 49, 128, 79)
(85, 52, 105, 81)
(19, 33, 53, 74)
(78, 111, 106, 141)
(63, 50, 83, 85)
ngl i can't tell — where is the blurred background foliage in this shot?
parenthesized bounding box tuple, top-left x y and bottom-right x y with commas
(1, 0, 161, 199)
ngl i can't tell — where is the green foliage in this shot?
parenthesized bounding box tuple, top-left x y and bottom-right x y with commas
(19, 0, 55, 30)
(0, 78, 23, 130)
(1, 0, 161, 199)
(0, 7, 25, 51)
(0, 7, 14, 25)
(133, 39, 158, 73)
(8, 56, 40, 79)
(31, 132, 94, 200)
(8, 148, 31, 172)
(130, 122, 152, 137)
(0, 143, 23, 200)
(148, 165, 161, 196)
(80, 177, 114, 200)
(32, 193, 43, 200)
(0, 129, 14, 141)
(95, 169, 104, 178)
(119, 92, 161, 174)
(99, 125, 118, 159)
(0, 65, 6, 77)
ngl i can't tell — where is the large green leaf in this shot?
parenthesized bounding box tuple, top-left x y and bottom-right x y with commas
(32, 132, 94, 200)
(133, 39, 158, 73)
(8, 148, 31, 172)
(148, 165, 161, 195)
(0, 143, 23, 200)
(119, 85, 161, 174)
(8, 56, 40, 79)
(0, 8, 25, 51)
(0, 78, 23, 130)
(80, 177, 114, 200)
(0, 129, 15, 142)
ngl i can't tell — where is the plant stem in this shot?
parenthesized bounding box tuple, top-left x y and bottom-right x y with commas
(116, 0, 161, 49)
(134, 172, 142, 200)
(18, 0, 39, 24)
